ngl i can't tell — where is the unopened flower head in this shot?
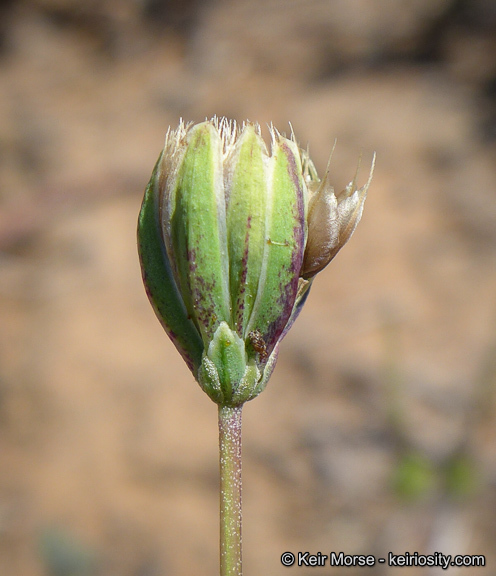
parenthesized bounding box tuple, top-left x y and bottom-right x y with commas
(138, 117, 374, 407)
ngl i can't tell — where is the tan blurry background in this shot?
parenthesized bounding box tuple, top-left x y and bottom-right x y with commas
(1, 1, 496, 575)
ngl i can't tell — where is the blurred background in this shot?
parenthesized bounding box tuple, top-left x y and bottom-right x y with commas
(1, 0, 496, 574)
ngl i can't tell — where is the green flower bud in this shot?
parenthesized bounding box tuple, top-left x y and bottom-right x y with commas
(138, 118, 373, 406)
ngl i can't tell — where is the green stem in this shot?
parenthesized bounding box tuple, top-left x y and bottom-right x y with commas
(218, 404, 243, 576)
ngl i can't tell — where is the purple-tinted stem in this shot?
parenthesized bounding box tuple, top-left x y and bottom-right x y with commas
(219, 405, 243, 576)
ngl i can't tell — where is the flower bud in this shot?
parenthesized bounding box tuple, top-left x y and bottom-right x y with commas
(138, 118, 373, 406)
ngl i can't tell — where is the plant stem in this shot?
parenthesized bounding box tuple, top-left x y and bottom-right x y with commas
(218, 404, 243, 576)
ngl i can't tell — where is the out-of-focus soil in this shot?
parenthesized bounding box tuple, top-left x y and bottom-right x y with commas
(0, 1, 496, 575)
